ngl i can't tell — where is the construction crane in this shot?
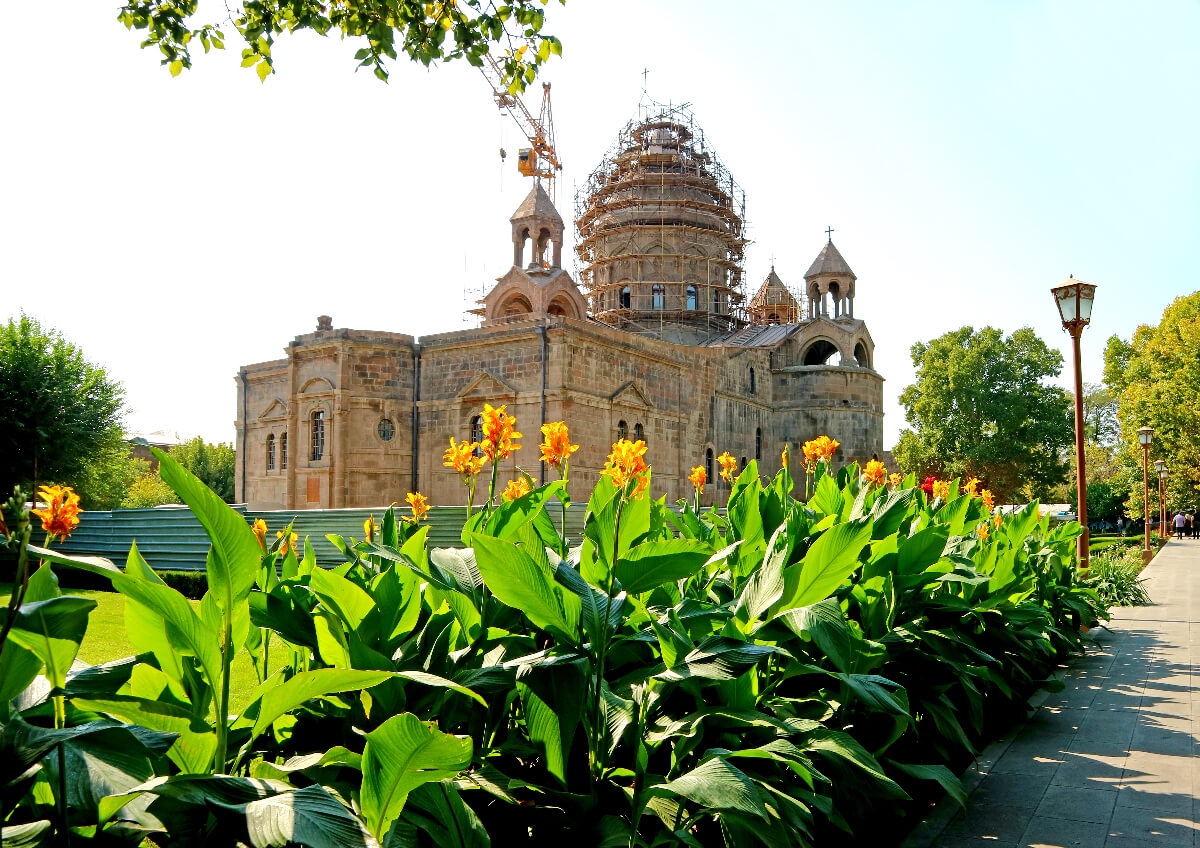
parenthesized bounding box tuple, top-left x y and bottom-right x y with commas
(480, 53, 562, 201)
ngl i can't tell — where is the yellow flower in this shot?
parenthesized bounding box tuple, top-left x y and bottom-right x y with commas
(33, 484, 82, 542)
(963, 477, 981, 498)
(406, 491, 430, 522)
(251, 518, 268, 550)
(888, 472, 904, 489)
(502, 477, 532, 501)
(801, 435, 839, 472)
(538, 421, 579, 474)
(863, 459, 886, 487)
(978, 522, 990, 541)
(481, 403, 522, 461)
(993, 512, 1003, 528)
(932, 480, 951, 500)
(781, 445, 790, 473)
(981, 489, 995, 511)
(363, 514, 375, 543)
(276, 529, 298, 557)
(602, 439, 650, 499)
(717, 451, 738, 483)
(443, 437, 484, 481)
(688, 465, 706, 495)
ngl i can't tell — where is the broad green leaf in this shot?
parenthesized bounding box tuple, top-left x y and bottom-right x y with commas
(472, 535, 577, 642)
(898, 525, 950, 575)
(614, 539, 714, 595)
(809, 473, 844, 517)
(0, 821, 52, 847)
(870, 488, 917, 538)
(240, 668, 394, 743)
(736, 523, 791, 624)
(306, 565, 377, 633)
(0, 641, 43, 708)
(772, 517, 873, 614)
(244, 784, 372, 848)
(802, 728, 908, 798)
(4, 596, 95, 691)
(405, 782, 490, 848)
(73, 695, 216, 775)
(482, 480, 565, 540)
(776, 598, 854, 672)
(23, 564, 60, 602)
(517, 681, 566, 784)
(360, 712, 472, 841)
(656, 637, 779, 682)
(397, 670, 487, 708)
(892, 761, 967, 809)
(655, 756, 767, 820)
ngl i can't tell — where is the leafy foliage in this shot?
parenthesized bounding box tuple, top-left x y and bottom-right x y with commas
(0, 445, 1106, 846)
(169, 437, 236, 504)
(1084, 546, 1151, 607)
(894, 326, 1072, 503)
(120, 470, 182, 508)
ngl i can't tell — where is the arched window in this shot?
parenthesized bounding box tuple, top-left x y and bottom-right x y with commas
(854, 341, 870, 368)
(266, 434, 275, 471)
(749, 367, 756, 395)
(470, 415, 484, 456)
(755, 428, 762, 462)
(712, 289, 720, 313)
(617, 420, 628, 441)
(686, 285, 698, 310)
(803, 340, 840, 366)
(705, 448, 714, 483)
(619, 286, 631, 309)
(280, 433, 288, 469)
(652, 285, 665, 310)
(634, 423, 644, 443)
(310, 410, 325, 461)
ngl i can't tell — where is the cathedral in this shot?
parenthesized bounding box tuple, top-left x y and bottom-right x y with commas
(234, 105, 883, 509)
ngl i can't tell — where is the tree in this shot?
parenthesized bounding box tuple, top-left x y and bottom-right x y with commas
(0, 314, 126, 498)
(121, 471, 181, 508)
(1104, 292, 1200, 518)
(893, 326, 1072, 504)
(71, 446, 150, 510)
(118, 0, 563, 87)
(170, 437, 237, 503)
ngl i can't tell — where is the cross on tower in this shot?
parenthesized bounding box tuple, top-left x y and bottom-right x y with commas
(642, 68, 649, 92)
(825, 226, 835, 243)
(768, 252, 776, 268)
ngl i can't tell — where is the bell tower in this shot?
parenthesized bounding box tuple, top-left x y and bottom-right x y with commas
(804, 233, 857, 319)
(511, 182, 564, 270)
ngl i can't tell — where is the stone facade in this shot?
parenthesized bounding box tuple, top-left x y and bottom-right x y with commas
(235, 107, 884, 510)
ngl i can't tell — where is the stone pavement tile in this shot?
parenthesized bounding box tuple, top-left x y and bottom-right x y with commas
(968, 771, 1053, 810)
(1076, 710, 1138, 743)
(935, 838, 1018, 848)
(1017, 708, 1086, 739)
(1107, 805, 1197, 845)
(1104, 837, 1183, 848)
(1122, 751, 1195, 786)
(1050, 750, 1126, 790)
(990, 747, 1065, 778)
(1115, 783, 1193, 816)
(1033, 784, 1116, 824)
(942, 804, 1034, 842)
(1128, 723, 1195, 756)
(1019, 814, 1109, 847)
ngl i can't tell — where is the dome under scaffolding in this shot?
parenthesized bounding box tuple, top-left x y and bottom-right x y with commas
(574, 101, 749, 344)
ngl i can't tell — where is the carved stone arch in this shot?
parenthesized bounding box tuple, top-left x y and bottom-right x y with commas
(853, 338, 872, 368)
(300, 376, 335, 394)
(546, 295, 577, 318)
(500, 291, 533, 317)
(801, 337, 841, 366)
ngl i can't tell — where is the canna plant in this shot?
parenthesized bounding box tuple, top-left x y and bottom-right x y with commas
(0, 414, 1105, 847)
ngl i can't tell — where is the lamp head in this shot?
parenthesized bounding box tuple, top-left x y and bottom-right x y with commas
(1138, 426, 1155, 447)
(1051, 277, 1097, 330)
(1155, 459, 1166, 473)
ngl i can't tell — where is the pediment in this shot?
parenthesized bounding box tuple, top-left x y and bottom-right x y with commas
(258, 398, 288, 419)
(610, 381, 653, 410)
(457, 371, 518, 401)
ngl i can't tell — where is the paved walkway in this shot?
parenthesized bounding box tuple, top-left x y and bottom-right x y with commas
(914, 538, 1200, 848)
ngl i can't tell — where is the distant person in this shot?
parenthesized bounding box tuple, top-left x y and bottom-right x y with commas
(1117, 516, 1125, 535)
(1174, 511, 1187, 538)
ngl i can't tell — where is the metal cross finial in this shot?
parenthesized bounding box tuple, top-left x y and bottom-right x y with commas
(825, 226, 834, 243)
(642, 68, 648, 91)
(768, 252, 776, 268)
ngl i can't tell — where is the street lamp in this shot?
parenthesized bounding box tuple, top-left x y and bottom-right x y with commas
(1156, 460, 1168, 539)
(1138, 426, 1154, 562)
(1052, 277, 1097, 570)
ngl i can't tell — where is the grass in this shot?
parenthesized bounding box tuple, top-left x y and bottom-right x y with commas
(2, 580, 282, 712)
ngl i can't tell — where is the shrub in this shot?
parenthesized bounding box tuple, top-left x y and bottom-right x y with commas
(1085, 546, 1151, 607)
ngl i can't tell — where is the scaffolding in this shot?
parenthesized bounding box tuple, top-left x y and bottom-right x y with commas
(573, 100, 749, 342)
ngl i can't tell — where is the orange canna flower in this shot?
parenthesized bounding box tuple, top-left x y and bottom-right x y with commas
(443, 437, 484, 481)
(251, 518, 268, 550)
(963, 477, 981, 498)
(603, 439, 650, 499)
(33, 484, 82, 542)
(781, 445, 790, 473)
(888, 472, 904, 489)
(981, 489, 995, 511)
(932, 480, 951, 500)
(276, 529, 299, 557)
(406, 492, 430, 522)
(717, 451, 738, 483)
(993, 512, 1003, 528)
(502, 477, 532, 502)
(480, 403, 522, 462)
(977, 522, 990, 541)
(538, 421, 579, 474)
(363, 515, 375, 543)
(863, 459, 887, 487)
(688, 465, 706, 495)
(801, 435, 840, 472)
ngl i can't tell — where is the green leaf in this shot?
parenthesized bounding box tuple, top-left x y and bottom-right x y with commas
(239, 668, 394, 746)
(772, 517, 873, 614)
(654, 756, 767, 820)
(396, 670, 487, 708)
(0, 641, 43, 708)
(898, 525, 950, 575)
(482, 480, 565, 540)
(736, 523, 791, 624)
(244, 784, 372, 848)
(0, 821, 52, 848)
(71, 695, 216, 774)
(656, 637, 779, 682)
(3, 596, 95, 691)
(802, 728, 908, 798)
(404, 783, 490, 848)
(776, 598, 854, 672)
(256, 59, 272, 82)
(517, 681, 566, 784)
(360, 712, 472, 841)
(614, 539, 714, 595)
(892, 761, 967, 809)
(472, 534, 577, 642)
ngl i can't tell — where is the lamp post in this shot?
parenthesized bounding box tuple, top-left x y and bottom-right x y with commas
(1052, 277, 1097, 570)
(1156, 460, 1168, 539)
(1138, 426, 1154, 562)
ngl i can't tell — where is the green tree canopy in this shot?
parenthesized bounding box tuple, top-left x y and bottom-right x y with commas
(170, 437, 237, 503)
(1105, 291, 1200, 517)
(0, 314, 126, 498)
(893, 326, 1072, 503)
(119, 0, 563, 86)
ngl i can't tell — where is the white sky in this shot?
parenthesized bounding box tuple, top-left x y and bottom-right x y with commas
(3, 1, 1197, 450)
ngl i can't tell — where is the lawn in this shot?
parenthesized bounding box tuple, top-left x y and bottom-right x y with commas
(1, 581, 283, 712)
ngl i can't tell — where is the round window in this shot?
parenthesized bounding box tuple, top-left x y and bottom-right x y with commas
(377, 419, 395, 441)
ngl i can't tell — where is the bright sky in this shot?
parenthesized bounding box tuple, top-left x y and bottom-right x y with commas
(3, 1, 1197, 450)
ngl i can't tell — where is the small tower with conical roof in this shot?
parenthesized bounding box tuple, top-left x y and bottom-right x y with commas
(747, 268, 801, 325)
(804, 237, 857, 320)
(511, 182, 564, 270)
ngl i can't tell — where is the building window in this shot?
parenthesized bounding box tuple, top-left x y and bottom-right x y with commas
(470, 414, 484, 456)
(619, 286, 631, 309)
(755, 428, 762, 462)
(749, 367, 756, 395)
(705, 448, 714, 483)
(634, 422, 644, 443)
(617, 420, 628, 441)
(266, 434, 275, 471)
(712, 289, 720, 313)
(652, 285, 665, 310)
(310, 410, 325, 461)
(378, 419, 395, 441)
(686, 285, 697, 310)
(280, 433, 287, 469)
